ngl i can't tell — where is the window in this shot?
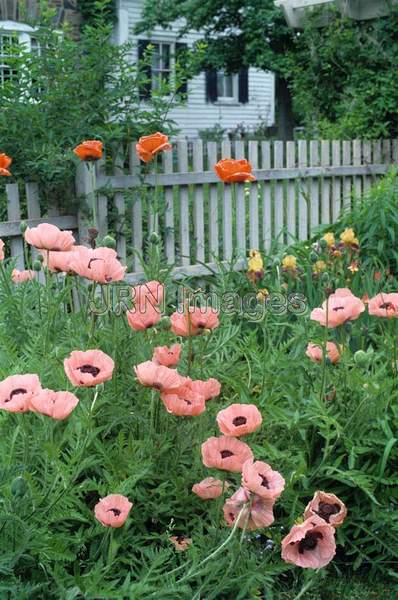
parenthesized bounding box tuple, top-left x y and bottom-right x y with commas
(151, 42, 171, 92)
(206, 68, 249, 104)
(216, 71, 238, 102)
(138, 40, 188, 100)
(0, 34, 18, 85)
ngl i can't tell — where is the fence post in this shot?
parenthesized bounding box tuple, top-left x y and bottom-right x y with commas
(6, 183, 25, 270)
(75, 162, 93, 246)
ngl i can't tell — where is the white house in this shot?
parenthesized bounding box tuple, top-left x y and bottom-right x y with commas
(114, 1, 276, 139)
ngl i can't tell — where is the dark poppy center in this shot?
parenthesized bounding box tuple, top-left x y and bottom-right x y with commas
(259, 474, 269, 488)
(333, 306, 345, 312)
(316, 502, 340, 522)
(229, 512, 235, 521)
(78, 364, 100, 377)
(221, 450, 234, 459)
(380, 302, 393, 310)
(175, 535, 186, 543)
(233, 416, 247, 427)
(9, 388, 27, 400)
(297, 531, 323, 554)
(107, 508, 121, 516)
(88, 258, 104, 269)
(183, 398, 192, 405)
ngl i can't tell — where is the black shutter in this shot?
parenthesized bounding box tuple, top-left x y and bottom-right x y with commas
(205, 69, 218, 103)
(138, 39, 152, 100)
(238, 68, 249, 103)
(175, 42, 188, 97)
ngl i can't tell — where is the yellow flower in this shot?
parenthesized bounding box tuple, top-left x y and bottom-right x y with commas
(314, 260, 327, 273)
(248, 249, 264, 274)
(322, 232, 335, 247)
(333, 250, 343, 259)
(256, 288, 269, 302)
(282, 255, 297, 270)
(340, 228, 359, 245)
(348, 261, 359, 273)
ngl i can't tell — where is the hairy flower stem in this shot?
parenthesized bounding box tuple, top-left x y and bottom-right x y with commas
(178, 505, 247, 583)
(319, 296, 329, 403)
(88, 162, 98, 230)
(293, 572, 320, 600)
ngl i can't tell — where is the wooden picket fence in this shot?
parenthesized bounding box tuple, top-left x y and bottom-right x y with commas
(1, 138, 397, 282)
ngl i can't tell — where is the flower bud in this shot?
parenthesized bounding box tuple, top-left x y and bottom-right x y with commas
(33, 260, 42, 271)
(159, 316, 171, 330)
(310, 251, 318, 263)
(344, 322, 352, 334)
(19, 220, 28, 234)
(354, 350, 370, 367)
(11, 476, 27, 498)
(320, 238, 328, 249)
(102, 235, 116, 249)
(321, 272, 330, 284)
(37, 254, 44, 263)
(149, 232, 160, 245)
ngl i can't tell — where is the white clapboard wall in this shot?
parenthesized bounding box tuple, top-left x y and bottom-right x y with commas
(0, 139, 396, 281)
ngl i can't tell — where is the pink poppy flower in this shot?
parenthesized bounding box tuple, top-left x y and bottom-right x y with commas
(170, 307, 220, 336)
(192, 477, 229, 500)
(134, 361, 186, 392)
(281, 515, 336, 569)
(30, 389, 79, 420)
(152, 344, 182, 367)
(306, 342, 340, 365)
(69, 247, 126, 284)
(216, 403, 262, 437)
(169, 535, 192, 551)
(41, 246, 87, 274)
(223, 487, 275, 530)
(11, 269, 35, 283)
(64, 349, 114, 387)
(368, 292, 398, 319)
(126, 303, 161, 331)
(0, 239, 4, 260)
(170, 311, 199, 336)
(188, 306, 220, 330)
(160, 386, 206, 416)
(187, 377, 221, 400)
(201, 436, 253, 472)
(132, 280, 164, 307)
(0, 374, 41, 413)
(310, 290, 365, 327)
(304, 490, 347, 527)
(24, 223, 75, 251)
(241, 459, 285, 500)
(94, 494, 133, 528)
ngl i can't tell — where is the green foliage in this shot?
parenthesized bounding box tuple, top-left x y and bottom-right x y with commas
(288, 9, 398, 138)
(0, 177, 398, 597)
(135, 0, 295, 76)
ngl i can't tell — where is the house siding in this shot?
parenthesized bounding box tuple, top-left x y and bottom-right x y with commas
(118, 0, 275, 139)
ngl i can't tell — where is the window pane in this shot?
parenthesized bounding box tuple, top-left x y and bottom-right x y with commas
(162, 44, 170, 69)
(224, 74, 233, 97)
(217, 72, 225, 97)
(151, 44, 160, 70)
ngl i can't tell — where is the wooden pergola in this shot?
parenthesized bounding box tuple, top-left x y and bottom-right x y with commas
(275, 0, 398, 27)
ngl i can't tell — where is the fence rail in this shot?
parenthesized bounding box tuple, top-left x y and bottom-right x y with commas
(1, 138, 397, 281)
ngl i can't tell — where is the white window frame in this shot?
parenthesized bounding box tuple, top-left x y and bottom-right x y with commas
(150, 41, 174, 94)
(216, 70, 239, 104)
(0, 21, 37, 85)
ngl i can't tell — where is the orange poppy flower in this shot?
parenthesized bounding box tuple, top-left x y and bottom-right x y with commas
(73, 140, 103, 161)
(0, 153, 12, 176)
(136, 132, 172, 163)
(214, 158, 256, 183)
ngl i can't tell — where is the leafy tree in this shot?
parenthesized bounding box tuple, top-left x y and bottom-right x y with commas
(135, 0, 298, 139)
(288, 8, 398, 138)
